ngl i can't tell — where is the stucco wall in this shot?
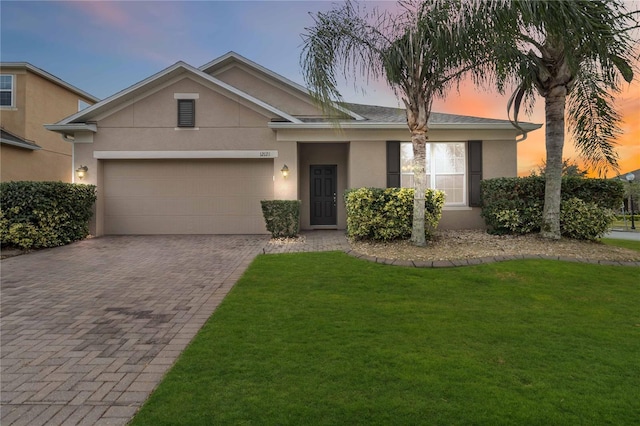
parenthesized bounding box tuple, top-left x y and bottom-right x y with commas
(212, 65, 320, 117)
(1, 67, 95, 182)
(348, 140, 387, 188)
(482, 139, 518, 178)
(76, 76, 282, 235)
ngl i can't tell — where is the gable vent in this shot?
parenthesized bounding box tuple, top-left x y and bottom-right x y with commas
(177, 99, 195, 127)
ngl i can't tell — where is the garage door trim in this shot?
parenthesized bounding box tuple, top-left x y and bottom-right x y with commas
(94, 150, 278, 159)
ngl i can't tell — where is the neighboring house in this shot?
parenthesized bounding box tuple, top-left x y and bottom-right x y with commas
(0, 63, 99, 182)
(46, 52, 541, 236)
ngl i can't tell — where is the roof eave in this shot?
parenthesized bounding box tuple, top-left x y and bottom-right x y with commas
(53, 61, 302, 126)
(0, 62, 100, 103)
(44, 123, 97, 137)
(0, 138, 42, 150)
(268, 122, 543, 131)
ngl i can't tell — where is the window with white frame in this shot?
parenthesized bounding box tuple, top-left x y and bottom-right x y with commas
(0, 75, 14, 107)
(400, 142, 467, 206)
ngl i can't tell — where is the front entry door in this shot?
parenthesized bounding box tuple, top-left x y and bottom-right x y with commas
(310, 165, 337, 226)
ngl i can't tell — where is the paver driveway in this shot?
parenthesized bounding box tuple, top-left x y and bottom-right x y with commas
(1, 235, 268, 426)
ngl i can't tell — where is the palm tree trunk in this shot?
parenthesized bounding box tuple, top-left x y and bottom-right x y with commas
(541, 87, 566, 240)
(410, 131, 427, 246)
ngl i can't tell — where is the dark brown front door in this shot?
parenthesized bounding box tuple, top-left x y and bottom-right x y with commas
(310, 165, 337, 226)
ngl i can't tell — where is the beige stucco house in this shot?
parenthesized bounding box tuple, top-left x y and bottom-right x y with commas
(46, 52, 540, 236)
(0, 63, 99, 182)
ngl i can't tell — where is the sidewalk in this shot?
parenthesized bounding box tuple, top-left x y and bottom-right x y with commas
(605, 229, 640, 241)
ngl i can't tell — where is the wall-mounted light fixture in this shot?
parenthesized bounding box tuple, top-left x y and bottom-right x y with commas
(280, 164, 289, 178)
(76, 165, 88, 180)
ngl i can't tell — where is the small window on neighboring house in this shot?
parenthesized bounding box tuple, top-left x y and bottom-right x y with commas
(177, 99, 195, 127)
(0, 75, 14, 107)
(78, 100, 91, 111)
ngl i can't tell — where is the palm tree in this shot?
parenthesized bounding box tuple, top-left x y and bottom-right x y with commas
(469, 0, 637, 239)
(300, 0, 479, 246)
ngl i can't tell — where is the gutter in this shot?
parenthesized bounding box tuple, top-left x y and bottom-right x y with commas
(44, 123, 97, 138)
(269, 121, 543, 132)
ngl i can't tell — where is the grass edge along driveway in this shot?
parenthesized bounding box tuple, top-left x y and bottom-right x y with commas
(132, 252, 639, 425)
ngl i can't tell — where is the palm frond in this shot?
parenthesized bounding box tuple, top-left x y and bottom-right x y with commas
(300, 1, 389, 114)
(567, 70, 623, 176)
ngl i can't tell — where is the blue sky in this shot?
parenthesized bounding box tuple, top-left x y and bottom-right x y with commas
(2, 0, 638, 175)
(1, 1, 401, 105)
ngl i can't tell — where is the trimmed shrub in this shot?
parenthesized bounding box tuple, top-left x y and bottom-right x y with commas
(260, 200, 301, 238)
(560, 197, 616, 240)
(344, 187, 445, 241)
(0, 181, 97, 250)
(481, 176, 623, 238)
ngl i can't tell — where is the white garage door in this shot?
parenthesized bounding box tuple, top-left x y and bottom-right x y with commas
(103, 159, 273, 234)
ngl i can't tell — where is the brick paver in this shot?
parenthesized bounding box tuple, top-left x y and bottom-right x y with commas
(1, 231, 350, 425)
(3, 230, 635, 424)
(1, 235, 275, 426)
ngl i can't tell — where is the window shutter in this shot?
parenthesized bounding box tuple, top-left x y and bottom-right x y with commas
(386, 141, 401, 188)
(177, 99, 195, 127)
(468, 140, 483, 207)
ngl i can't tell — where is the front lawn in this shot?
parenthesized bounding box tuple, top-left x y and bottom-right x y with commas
(601, 238, 640, 252)
(132, 253, 639, 425)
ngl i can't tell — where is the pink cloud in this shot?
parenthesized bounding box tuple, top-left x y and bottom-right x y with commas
(64, 1, 198, 64)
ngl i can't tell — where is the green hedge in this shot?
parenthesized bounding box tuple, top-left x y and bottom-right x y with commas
(260, 200, 301, 238)
(344, 187, 445, 241)
(1, 181, 97, 250)
(481, 177, 624, 240)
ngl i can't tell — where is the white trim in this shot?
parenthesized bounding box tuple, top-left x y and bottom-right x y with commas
(0, 138, 41, 150)
(44, 123, 97, 135)
(400, 141, 468, 207)
(52, 62, 301, 126)
(269, 121, 542, 131)
(0, 74, 15, 108)
(174, 93, 200, 99)
(71, 145, 76, 183)
(174, 127, 200, 131)
(442, 207, 473, 211)
(93, 150, 279, 160)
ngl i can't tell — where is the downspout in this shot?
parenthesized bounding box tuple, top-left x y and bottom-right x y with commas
(516, 130, 529, 143)
(60, 133, 76, 182)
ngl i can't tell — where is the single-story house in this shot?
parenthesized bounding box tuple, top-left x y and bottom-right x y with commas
(46, 52, 541, 236)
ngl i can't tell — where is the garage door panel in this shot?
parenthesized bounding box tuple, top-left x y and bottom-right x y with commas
(104, 195, 271, 217)
(104, 214, 267, 235)
(103, 159, 274, 234)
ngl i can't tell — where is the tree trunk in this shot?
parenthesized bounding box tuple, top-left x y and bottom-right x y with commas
(410, 131, 428, 246)
(541, 87, 566, 240)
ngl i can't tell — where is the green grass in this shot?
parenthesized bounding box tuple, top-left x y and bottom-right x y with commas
(601, 238, 640, 252)
(132, 253, 640, 425)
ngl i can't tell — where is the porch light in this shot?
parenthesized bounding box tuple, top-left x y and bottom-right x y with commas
(76, 165, 88, 180)
(281, 164, 289, 178)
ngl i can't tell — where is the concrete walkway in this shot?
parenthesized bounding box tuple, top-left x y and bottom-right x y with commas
(605, 229, 640, 241)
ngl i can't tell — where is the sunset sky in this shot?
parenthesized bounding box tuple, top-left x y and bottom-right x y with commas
(2, 0, 638, 176)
